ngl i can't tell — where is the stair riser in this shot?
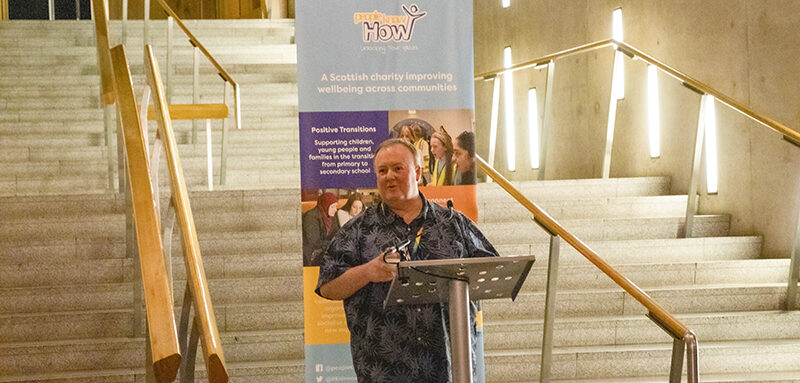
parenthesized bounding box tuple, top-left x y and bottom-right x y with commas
(496, 237, 762, 264)
(483, 312, 800, 350)
(482, 286, 793, 321)
(479, 197, 687, 221)
(477, 177, 671, 200)
(483, 216, 730, 244)
(0, 277, 302, 313)
(0, 337, 302, 376)
(485, 343, 800, 381)
(0, 302, 302, 344)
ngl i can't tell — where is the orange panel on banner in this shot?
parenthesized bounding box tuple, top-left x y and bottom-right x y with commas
(303, 267, 350, 345)
(419, 185, 478, 222)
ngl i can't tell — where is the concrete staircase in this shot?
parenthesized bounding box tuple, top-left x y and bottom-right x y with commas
(1, 19, 799, 383)
(0, 19, 298, 196)
(2, 179, 800, 381)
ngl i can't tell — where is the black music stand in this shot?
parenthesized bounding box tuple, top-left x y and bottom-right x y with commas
(384, 255, 535, 383)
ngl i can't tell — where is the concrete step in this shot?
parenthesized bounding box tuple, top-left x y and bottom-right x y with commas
(547, 371, 800, 383)
(477, 177, 672, 201)
(0, 94, 298, 111)
(485, 339, 800, 381)
(0, 329, 303, 376)
(483, 310, 800, 350)
(0, 63, 297, 83)
(0, 359, 304, 383)
(483, 284, 798, 321)
(0, 189, 295, 221)
(0, 44, 296, 66)
(0, 73, 300, 92)
(497, 236, 763, 264)
(0, 300, 302, 344)
(519, 258, 790, 291)
(0, 111, 298, 127)
(3, 172, 300, 197)
(480, 195, 688, 221)
(0, 276, 302, 314)
(0, 146, 298, 167)
(0, 251, 300, 289)
(0, 210, 725, 247)
(3, 277, 794, 320)
(0, 156, 297, 180)
(482, 214, 731, 244)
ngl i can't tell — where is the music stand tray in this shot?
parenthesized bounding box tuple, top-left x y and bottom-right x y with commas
(384, 255, 535, 383)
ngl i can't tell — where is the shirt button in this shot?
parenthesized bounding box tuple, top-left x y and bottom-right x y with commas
(417, 337, 422, 342)
(417, 308, 422, 312)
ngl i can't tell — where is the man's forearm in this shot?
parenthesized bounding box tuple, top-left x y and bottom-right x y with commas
(319, 255, 397, 300)
(318, 265, 370, 300)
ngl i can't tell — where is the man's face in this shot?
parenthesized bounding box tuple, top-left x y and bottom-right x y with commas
(453, 142, 472, 172)
(374, 144, 421, 206)
(430, 137, 446, 159)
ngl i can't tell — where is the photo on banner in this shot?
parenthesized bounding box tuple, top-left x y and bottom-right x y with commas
(296, 1, 480, 381)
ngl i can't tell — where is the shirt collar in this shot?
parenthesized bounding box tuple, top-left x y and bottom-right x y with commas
(377, 192, 429, 225)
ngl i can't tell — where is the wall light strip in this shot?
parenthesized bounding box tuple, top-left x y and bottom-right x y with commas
(612, 8, 623, 41)
(488, 78, 501, 169)
(647, 65, 661, 158)
(612, 8, 624, 100)
(703, 95, 719, 194)
(528, 88, 540, 169)
(503, 46, 516, 171)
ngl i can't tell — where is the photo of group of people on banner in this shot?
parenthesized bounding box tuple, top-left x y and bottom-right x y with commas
(302, 109, 478, 268)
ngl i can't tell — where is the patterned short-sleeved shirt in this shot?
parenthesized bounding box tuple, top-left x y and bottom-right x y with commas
(316, 193, 499, 382)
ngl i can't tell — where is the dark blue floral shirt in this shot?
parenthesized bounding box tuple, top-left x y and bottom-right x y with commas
(316, 193, 499, 382)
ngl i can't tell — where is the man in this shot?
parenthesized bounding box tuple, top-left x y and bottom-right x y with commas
(316, 138, 498, 382)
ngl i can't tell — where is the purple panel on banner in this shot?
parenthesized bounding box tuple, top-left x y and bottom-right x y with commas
(300, 111, 391, 189)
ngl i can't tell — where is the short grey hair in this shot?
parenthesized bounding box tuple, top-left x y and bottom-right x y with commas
(374, 138, 420, 166)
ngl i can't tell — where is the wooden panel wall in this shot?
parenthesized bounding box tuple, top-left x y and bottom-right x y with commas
(106, 0, 283, 19)
(108, 0, 215, 19)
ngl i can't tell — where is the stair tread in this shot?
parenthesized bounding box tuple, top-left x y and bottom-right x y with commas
(488, 338, 800, 356)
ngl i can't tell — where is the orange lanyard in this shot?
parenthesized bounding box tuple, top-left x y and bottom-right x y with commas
(412, 226, 424, 255)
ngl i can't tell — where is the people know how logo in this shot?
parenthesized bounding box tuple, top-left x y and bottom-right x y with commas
(353, 4, 427, 43)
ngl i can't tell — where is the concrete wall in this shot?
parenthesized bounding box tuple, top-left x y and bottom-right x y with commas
(474, 0, 800, 258)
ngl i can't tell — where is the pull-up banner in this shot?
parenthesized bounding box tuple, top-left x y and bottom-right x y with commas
(296, 1, 479, 381)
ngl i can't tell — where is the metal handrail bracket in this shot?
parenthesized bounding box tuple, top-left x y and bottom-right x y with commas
(539, 235, 560, 383)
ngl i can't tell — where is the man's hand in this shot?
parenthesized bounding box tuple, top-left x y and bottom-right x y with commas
(318, 252, 397, 300)
(361, 253, 397, 282)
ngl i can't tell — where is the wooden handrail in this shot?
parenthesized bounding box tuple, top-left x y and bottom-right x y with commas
(110, 44, 181, 382)
(144, 45, 229, 383)
(474, 38, 799, 144)
(613, 40, 800, 144)
(146, 103, 229, 120)
(475, 155, 690, 338)
(152, 0, 241, 130)
(1, 0, 9, 21)
(475, 39, 615, 80)
(91, 0, 116, 105)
